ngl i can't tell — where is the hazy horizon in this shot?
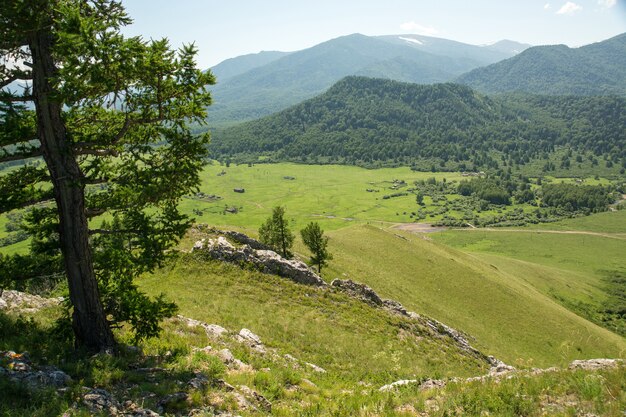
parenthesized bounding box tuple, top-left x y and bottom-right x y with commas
(122, 0, 626, 68)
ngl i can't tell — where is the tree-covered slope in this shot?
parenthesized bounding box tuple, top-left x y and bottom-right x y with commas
(457, 32, 626, 95)
(208, 33, 525, 126)
(211, 76, 626, 170)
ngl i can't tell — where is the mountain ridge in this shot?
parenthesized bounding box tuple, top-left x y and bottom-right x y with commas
(206, 33, 528, 126)
(457, 32, 626, 95)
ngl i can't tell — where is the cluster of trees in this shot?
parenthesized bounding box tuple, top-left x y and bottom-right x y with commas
(408, 174, 617, 228)
(541, 184, 614, 212)
(457, 178, 512, 205)
(258, 207, 332, 273)
(211, 77, 626, 173)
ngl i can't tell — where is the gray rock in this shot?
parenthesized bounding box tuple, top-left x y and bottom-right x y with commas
(569, 359, 621, 371)
(158, 392, 189, 411)
(238, 385, 272, 412)
(21, 369, 72, 388)
(382, 299, 408, 316)
(217, 348, 235, 364)
(83, 388, 121, 416)
(205, 324, 228, 338)
(305, 362, 326, 373)
(193, 236, 326, 287)
(187, 372, 209, 390)
(222, 230, 272, 251)
(237, 328, 266, 352)
(488, 361, 516, 376)
(238, 329, 262, 346)
(214, 379, 236, 392)
(121, 400, 160, 417)
(330, 279, 383, 306)
(0, 290, 62, 312)
(379, 379, 419, 392)
(176, 315, 229, 339)
(419, 379, 446, 390)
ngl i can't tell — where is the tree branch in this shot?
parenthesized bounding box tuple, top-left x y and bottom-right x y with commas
(0, 94, 34, 103)
(86, 208, 107, 218)
(0, 71, 32, 89)
(89, 228, 141, 236)
(0, 39, 28, 50)
(75, 148, 119, 157)
(2, 197, 55, 212)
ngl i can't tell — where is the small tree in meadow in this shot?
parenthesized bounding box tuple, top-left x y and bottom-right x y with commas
(300, 222, 333, 273)
(259, 206, 294, 258)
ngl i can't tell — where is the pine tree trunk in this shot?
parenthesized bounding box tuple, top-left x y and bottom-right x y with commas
(30, 31, 115, 352)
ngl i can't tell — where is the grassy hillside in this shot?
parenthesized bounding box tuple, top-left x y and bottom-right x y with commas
(433, 228, 626, 336)
(322, 225, 626, 366)
(140, 254, 487, 382)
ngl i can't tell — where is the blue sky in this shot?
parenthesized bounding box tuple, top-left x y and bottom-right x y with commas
(122, 0, 626, 69)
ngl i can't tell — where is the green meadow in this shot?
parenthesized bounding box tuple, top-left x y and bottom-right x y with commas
(2, 162, 625, 369)
(182, 162, 464, 231)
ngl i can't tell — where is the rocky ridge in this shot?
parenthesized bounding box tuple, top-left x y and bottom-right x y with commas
(192, 231, 499, 366)
(379, 358, 623, 393)
(0, 289, 63, 313)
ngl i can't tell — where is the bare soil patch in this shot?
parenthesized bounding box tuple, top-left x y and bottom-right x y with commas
(393, 223, 447, 233)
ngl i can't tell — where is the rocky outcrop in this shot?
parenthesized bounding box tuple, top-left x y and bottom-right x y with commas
(330, 279, 383, 306)
(176, 315, 229, 339)
(330, 279, 496, 366)
(379, 379, 420, 392)
(0, 290, 63, 313)
(193, 231, 497, 366)
(193, 237, 326, 287)
(82, 388, 122, 416)
(0, 351, 71, 389)
(569, 358, 622, 371)
(378, 358, 624, 392)
(192, 225, 272, 251)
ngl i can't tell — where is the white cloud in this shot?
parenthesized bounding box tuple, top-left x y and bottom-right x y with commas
(556, 1, 583, 14)
(598, 0, 617, 8)
(544, 3, 551, 9)
(399, 21, 439, 36)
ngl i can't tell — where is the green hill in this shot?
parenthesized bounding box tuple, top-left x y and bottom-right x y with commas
(323, 225, 625, 366)
(207, 33, 525, 126)
(141, 223, 626, 368)
(211, 76, 626, 172)
(457, 32, 626, 95)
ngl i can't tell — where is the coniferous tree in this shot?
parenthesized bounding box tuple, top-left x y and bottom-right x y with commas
(0, 0, 215, 351)
(300, 222, 332, 273)
(258, 206, 294, 258)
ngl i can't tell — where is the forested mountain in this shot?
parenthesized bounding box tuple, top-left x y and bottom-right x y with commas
(211, 76, 626, 170)
(207, 33, 527, 126)
(457, 32, 626, 95)
(210, 50, 291, 82)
